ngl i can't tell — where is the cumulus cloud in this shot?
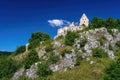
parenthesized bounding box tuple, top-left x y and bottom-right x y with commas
(48, 19, 70, 27)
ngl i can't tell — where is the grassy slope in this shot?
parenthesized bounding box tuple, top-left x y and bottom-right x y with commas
(46, 58, 113, 80)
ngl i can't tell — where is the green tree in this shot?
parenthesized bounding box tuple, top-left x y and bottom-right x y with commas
(115, 19, 120, 30)
(90, 17, 105, 29)
(28, 32, 50, 49)
(24, 50, 39, 69)
(105, 17, 115, 29)
(65, 31, 79, 46)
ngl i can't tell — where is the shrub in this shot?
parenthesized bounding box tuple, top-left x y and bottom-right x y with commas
(18, 75, 32, 80)
(45, 44, 53, 52)
(75, 50, 82, 66)
(59, 46, 72, 57)
(28, 32, 51, 49)
(15, 45, 26, 55)
(48, 53, 60, 64)
(37, 62, 52, 78)
(109, 44, 114, 51)
(116, 41, 120, 47)
(115, 50, 120, 57)
(0, 58, 20, 79)
(80, 38, 87, 47)
(92, 47, 108, 58)
(65, 31, 79, 46)
(107, 29, 114, 36)
(104, 58, 120, 80)
(24, 50, 39, 69)
(28, 39, 40, 50)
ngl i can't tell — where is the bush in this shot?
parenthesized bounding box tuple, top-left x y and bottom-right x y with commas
(104, 58, 120, 80)
(107, 29, 114, 36)
(115, 50, 120, 57)
(109, 44, 114, 51)
(18, 75, 32, 80)
(92, 47, 108, 58)
(80, 38, 87, 47)
(24, 50, 39, 69)
(28, 39, 40, 50)
(65, 31, 79, 46)
(48, 53, 60, 64)
(116, 41, 120, 47)
(15, 46, 26, 55)
(28, 31, 51, 49)
(75, 50, 82, 66)
(45, 44, 53, 52)
(59, 46, 72, 57)
(37, 62, 52, 78)
(0, 58, 20, 79)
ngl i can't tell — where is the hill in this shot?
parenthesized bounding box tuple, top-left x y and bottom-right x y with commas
(0, 17, 120, 80)
(0, 51, 12, 56)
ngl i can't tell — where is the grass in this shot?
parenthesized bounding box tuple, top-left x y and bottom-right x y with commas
(46, 58, 113, 80)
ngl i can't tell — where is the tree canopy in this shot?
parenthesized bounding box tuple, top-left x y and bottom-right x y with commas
(28, 31, 51, 49)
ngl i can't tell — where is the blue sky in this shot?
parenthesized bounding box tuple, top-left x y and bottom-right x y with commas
(0, 0, 120, 51)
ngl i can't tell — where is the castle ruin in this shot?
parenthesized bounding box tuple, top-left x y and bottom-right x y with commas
(55, 13, 89, 38)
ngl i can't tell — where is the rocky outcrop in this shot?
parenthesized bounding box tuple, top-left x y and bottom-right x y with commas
(12, 62, 41, 80)
(50, 49, 76, 72)
(38, 49, 46, 58)
(26, 62, 39, 79)
(12, 68, 25, 80)
(13, 27, 120, 79)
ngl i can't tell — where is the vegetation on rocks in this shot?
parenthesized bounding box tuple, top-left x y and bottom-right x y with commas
(92, 47, 108, 58)
(48, 52, 60, 64)
(58, 46, 72, 57)
(65, 31, 79, 46)
(14, 45, 26, 55)
(28, 32, 51, 49)
(37, 62, 52, 78)
(24, 50, 39, 69)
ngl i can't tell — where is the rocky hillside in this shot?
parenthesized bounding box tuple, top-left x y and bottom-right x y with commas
(10, 27, 120, 80)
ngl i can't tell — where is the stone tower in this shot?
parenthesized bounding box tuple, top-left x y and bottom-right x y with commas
(80, 13, 89, 27)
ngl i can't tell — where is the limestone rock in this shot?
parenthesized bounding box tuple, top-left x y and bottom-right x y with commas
(50, 49, 76, 72)
(38, 49, 46, 58)
(12, 68, 25, 80)
(26, 62, 41, 79)
(53, 41, 62, 48)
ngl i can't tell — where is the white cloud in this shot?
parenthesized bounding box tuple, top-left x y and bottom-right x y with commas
(48, 19, 70, 27)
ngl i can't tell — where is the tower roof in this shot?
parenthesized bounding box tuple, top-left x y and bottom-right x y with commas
(81, 13, 88, 18)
